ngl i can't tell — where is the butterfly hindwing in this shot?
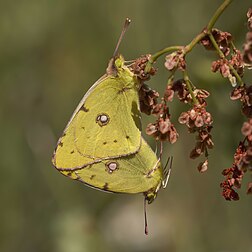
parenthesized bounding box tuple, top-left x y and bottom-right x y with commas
(60, 138, 163, 195)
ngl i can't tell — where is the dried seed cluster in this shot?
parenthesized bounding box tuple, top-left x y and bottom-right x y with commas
(139, 83, 159, 115)
(201, 29, 232, 55)
(243, 7, 252, 65)
(164, 51, 186, 71)
(164, 79, 210, 105)
(130, 54, 157, 81)
(220, 87, 252, 200)
(145, 102, 178, 143)
(201, 29, 244, 86)
(220, 8, 252, 201)
(129, 6, 252, 201)
(165, 79, 213, 172)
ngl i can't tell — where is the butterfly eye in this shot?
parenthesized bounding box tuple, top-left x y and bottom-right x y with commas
(96, 113, 110, 126)
(105, 161, 119, 173)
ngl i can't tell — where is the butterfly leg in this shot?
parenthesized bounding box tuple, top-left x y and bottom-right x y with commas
(162, 156, 173, 188)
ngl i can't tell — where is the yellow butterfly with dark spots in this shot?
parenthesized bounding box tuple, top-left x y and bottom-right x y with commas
(52, 53, 166, 204)
(52, 18, 170, 234)
(53, 56, 142, 169)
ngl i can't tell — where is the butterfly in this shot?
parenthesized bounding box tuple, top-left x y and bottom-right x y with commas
(52, 18, 170, 234)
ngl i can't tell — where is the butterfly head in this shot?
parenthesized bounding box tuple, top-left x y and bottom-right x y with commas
(106, 54, 125, 75)
(114, 55, 124, 68)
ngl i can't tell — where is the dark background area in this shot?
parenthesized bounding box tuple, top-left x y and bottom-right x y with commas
(1, 1, 252, 251)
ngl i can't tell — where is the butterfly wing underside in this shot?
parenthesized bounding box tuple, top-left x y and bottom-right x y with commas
(60, 139, 163, 194)
(53, 66, 142, 170)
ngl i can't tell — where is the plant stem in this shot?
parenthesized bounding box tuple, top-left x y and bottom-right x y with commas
(208, 32, 244, 86)
(183, 71, 199, 105)
(145, 46, 183, 73)
(208, 32, 225, 58)
(144, 0, 233, 73)
(206, 0, 233, 31)
(185, 0, 233, 53)
(150, 46, 184, 63)
(183, 33, 206, 54)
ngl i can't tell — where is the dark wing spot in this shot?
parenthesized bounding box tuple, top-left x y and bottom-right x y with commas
(90, 174, 96, 180)
(126, 135, 130, 139)
(81, 126, 85, 130)
(70, 150, 74, 154)
(114, 140, 117, 143)
(118, 87, 131, 94)
(80, 106, 89, 112)
(103, 141, 107, 145)
(67, 172, 72, 176)
(59, 141, 63, 147)
(103, 182, 109, 190)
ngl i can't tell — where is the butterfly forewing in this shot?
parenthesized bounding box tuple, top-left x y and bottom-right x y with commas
(53, 61, 142, 170)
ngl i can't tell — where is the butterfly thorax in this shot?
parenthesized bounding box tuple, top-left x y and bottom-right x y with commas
(53, 52, 164, 206)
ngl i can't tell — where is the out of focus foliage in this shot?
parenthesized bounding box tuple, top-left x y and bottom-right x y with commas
(1, 1, 252, 251)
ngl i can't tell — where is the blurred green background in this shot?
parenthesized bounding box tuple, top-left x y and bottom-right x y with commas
(1, 0, 252, 251)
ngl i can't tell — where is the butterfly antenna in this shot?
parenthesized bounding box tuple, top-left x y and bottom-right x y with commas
(162, 156, 173, 189)
(112, 18, 131, 58)
(144, 198, 149, 235)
